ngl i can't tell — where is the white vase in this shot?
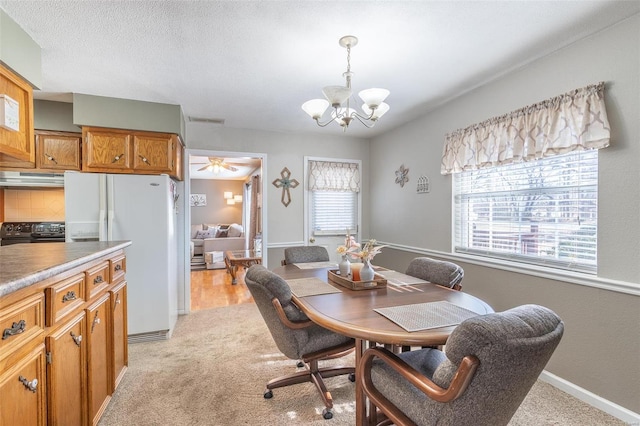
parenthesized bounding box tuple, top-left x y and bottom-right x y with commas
(360, 260, 375, 282)
(339, 255, 351, 277)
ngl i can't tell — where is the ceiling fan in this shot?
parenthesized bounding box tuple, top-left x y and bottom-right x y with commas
(192, 157, 242, 173)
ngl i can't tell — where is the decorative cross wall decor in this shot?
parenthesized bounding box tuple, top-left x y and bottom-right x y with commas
(190, 194, 207, 206)
(272, 167, 299, 207)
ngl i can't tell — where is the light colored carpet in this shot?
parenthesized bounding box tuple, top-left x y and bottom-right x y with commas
(98, 303, 625, 425)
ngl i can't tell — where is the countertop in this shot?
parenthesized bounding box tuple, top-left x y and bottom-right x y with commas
(0, 241, 132, 298)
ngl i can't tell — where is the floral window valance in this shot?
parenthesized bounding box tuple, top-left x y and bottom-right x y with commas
(441, 82, 610, 175)
(308, 160, 360, 192)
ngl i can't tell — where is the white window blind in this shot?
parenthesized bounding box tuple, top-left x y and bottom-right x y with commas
(311, 191, 358, 235)
(453, 150, 598, 273)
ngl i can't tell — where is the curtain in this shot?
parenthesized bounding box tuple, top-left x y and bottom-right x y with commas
(308, 161, 360, 192)
(248, 175, 260, 250)
(441, 81, 610, 175)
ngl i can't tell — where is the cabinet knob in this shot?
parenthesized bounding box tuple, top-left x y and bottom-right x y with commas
(62, 291, 77, 303)
(18, 376, 38, 393)
(70, 331, 83, 346)
(44, 153, 58, 164)
(91, 312, 101, 333)
(114, 264, 123, 271)
(2, 319, 26, 340)
(139, 154, 151, 166)
(94, 275, 104, 285)
(112, 153, 124, 163)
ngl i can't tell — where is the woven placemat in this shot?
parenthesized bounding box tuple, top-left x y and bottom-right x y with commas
(293, 261, 338, 270)
(374, 301, 479, 332)
(375, 270, 429, 286)
(287, 277, 342, 297)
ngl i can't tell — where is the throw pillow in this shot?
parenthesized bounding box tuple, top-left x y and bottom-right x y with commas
(195, 229, 216, 239)
(227, 223, 243, 237)
(215, 228, 228, 238)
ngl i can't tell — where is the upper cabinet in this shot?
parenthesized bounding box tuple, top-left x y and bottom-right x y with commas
(35, 130, 81, 171)
(0, 63, 35, 168)
(82, 126, 183, 180)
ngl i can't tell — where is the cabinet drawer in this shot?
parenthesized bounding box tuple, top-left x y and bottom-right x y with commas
(110, 254, 126, 284)
(0, 293, 44, 361)
(85, 262, 110, 300)
(45, 274, 86, 326)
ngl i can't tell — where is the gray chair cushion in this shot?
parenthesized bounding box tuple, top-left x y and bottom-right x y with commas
(371, 304, 564, 426)
(405, 257, 464, 288)
(284, 246, 330, 264)
(245, 265, 353, 360)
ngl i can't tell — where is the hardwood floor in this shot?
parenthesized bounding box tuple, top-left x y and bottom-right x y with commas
(190, 267, 254, 310)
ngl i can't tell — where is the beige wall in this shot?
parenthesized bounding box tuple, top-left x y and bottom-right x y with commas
(370, 15, 640, 415)
(189, 179, 243, 227)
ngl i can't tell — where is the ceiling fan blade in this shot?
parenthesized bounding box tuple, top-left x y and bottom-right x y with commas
(222, 164, 239, 172)
(197, 165, 210, 171)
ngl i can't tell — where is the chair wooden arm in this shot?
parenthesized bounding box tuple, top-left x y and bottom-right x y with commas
(359, 347, 479, 425)
(272, 298, 313, 329)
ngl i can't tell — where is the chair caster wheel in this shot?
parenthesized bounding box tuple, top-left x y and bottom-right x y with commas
(297, 360, 304, 368)
(263, 389, 273, 399)
(348, 372, 356, 382)
(322, 408, 333, 419)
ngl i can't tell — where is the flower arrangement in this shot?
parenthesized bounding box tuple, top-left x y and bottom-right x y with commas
(349, 239, 386, 262)
(336, 231, 361, 256)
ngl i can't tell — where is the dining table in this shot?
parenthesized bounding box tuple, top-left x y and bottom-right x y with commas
(272, 263, 494, 426)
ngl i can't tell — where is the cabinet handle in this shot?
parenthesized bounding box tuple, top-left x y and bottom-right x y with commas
(138, 154, 151, 166)
(18, 376, 38, 393)
(62, 291, 77, 303)
(70, 331, 83, 346)
(113, 294, 121, 311)
(91, 311, 101, 333)
(115, 264, 123, 271)
(112, 153, 124, 163)
(2, 319, 26, 340)
(94, 275, 104, 285)
(44, 153, 58, 164)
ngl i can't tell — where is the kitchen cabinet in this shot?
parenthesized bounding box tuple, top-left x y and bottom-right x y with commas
(0, 64, 35, 169)
(82, 126, 183, 180)
(35, 130, 82, 171)
(0, 245, 128, 426)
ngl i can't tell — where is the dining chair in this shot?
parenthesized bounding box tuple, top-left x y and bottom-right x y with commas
(245, 264, 355, 420)
(359, 304, 564, 426)
(282, 245, 330, 265)
(405, 257, 464, 290)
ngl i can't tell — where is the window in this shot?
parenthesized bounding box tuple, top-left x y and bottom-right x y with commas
(311, 190, 358, 235)
(453, 150, 598, 273)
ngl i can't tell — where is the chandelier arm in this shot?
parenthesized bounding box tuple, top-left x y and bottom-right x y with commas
(350, 113, 377, 128)
(350, 108, 377, 122)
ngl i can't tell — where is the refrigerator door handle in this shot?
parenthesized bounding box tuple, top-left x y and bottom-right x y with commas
(107, 175, 115, 241)
(99, 174, 107, 241)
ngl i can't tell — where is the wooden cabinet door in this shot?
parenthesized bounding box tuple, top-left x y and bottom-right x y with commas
(0, 63, 35, 167)
(132, 132, 173, 173)
(0, 343, 46, 426)
(172, 136, 184, 180)
(45, 312, 86, 426)
(86, 294, 112, 425)
(83, 127, 131, 172)
(110, 281, 128, 390)
(35, 131, 81, 171)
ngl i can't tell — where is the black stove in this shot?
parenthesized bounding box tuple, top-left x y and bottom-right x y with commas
(0, 222, 66, 246)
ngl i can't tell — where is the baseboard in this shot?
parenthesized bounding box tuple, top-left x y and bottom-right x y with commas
(127, 330, 170, 344)
(540, 370, 640, 424)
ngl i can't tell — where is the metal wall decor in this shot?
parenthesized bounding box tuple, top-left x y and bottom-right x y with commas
(395, 164, 409, 187)
(272, 167, 299, 207)
(417, 175, 430, 193)
(190, 194, 207, 206)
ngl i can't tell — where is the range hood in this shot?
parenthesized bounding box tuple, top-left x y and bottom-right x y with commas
(0, 171, 65, 188)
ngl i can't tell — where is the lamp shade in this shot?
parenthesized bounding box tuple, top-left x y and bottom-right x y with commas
(358, 88, 390, 108)
(226, 198, 235, 205)
(302, 99, 330, 119)
(362, 102, 390, 120)
(223, 191, 233, 199)
(322, 85, 352, 106)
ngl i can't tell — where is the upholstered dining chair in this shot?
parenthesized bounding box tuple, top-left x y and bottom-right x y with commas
(282, 245, 330, 265)
(405, 257, 464, 290)
(245, 264, 355, 420)
(359, 304, 564, 426)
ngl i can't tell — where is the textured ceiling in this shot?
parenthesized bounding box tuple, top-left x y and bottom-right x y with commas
(1, 1, 639, 139)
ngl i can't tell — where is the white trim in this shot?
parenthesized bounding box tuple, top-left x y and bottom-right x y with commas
(539, 371, 640, 424)
(379, 242, 640, 296)
(268, 240, 306, 249)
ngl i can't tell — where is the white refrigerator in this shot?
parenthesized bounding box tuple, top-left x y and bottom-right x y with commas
(64, 171, 178, 340)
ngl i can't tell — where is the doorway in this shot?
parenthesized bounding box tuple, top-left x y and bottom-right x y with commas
(183, 149, 267, 314)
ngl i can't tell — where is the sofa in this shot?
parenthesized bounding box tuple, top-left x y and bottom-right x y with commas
(191, 223, 246, 269)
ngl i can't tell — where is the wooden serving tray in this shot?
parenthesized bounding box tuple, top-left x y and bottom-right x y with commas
(327, 269, 387, 291)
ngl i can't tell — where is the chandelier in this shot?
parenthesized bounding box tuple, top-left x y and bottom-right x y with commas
(302, 35, 390, 131)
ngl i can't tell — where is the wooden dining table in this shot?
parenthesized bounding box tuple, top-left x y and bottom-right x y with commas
(272, 264, 494, 426)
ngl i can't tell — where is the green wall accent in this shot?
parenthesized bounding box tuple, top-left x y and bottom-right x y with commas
(34, 100, 80, 133)
(0, 10, 42, 88)
(72, 93, 185, 139)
